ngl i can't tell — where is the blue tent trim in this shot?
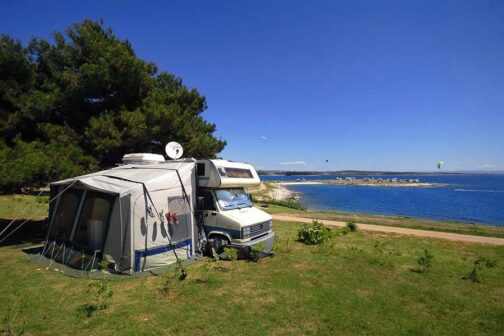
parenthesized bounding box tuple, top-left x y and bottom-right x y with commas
(134, 239, 192, 272)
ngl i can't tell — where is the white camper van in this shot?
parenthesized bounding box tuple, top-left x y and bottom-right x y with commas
(196, 159, 274, 258)
(38, 154, 273, 275)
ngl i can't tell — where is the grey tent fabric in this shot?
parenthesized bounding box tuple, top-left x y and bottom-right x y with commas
(43, 160, 197, 274)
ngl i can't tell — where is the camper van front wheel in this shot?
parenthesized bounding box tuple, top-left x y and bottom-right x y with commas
(207, 235, 229, 256)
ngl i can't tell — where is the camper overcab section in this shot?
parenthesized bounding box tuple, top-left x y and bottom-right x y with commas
(196, 160, 274, 257)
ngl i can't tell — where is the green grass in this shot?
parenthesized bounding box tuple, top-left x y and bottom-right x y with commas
(0, 194, 48, 220)
(260, 204, 504, 238)
(1, 221, 503, 335)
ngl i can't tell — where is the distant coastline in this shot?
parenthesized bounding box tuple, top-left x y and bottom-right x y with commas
(258, 170, 504, 176)
(265, 178, 444, 201)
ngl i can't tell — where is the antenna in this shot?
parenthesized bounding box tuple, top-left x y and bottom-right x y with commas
(165, 141, 184, 159)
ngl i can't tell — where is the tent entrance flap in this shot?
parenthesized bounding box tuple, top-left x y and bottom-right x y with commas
(42, 185, 120, 271)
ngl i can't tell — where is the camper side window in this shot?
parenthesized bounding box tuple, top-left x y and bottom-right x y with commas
(197, 163, 206, 176)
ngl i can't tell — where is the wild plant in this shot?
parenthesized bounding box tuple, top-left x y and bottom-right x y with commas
(275, 237, 294, 254)
(80, 280, 113, 317)
(416, 249, 433, 273)
(250, 242, 265, 262)
(98, 259, 111, 273)
(346, 221, 358, 232)
(197, 258, 214, 283)
(463, 257, 496, 283)
(175, 259, 187, 281)
(350, 245, 364, 255)
(318, 240, 337, 256)
(224, 247, 238, 261)
(298, 220, 332, 245)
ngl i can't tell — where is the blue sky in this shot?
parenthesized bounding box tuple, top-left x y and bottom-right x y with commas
(2, 0, 503, 171)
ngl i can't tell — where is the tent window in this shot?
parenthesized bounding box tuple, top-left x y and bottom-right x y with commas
(72, 191, 114, 251)
(49, 188, 83, 241)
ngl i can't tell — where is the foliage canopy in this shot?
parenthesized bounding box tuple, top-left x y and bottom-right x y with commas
(0, 19, 226, 191)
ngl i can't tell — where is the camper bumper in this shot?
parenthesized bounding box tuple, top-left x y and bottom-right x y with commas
(230, 231, 275, 259)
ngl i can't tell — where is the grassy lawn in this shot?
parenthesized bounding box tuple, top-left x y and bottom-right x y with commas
(0, 194, 48, 221)
(1, 221, 503, 335)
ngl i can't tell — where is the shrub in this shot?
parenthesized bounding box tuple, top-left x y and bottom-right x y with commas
(463, 257, 496, 283)
(175, 259, 187, 281)
(250, 242, 265, 262)
(416, 249, 433, 273)
(346, 221, 358, 232)
(98, 259, 111, 273)
(298, 220, 332, 245)
(224, 247, 238, 261)
(197, 258, 214, 283)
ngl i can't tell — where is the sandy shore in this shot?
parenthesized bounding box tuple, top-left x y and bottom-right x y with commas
(265, 182, 301, 200)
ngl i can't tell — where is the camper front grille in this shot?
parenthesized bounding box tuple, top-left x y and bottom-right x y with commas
(249, 220, 272, 238)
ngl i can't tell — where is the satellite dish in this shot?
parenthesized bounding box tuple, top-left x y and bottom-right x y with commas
(165, 141, 184, 159)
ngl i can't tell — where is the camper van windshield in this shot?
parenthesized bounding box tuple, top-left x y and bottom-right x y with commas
(215, 188, 252, 210)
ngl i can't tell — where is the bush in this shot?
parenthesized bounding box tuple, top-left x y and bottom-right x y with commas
(346, 222, 358, 232)
(298, 220, 332, 245)
(224, 247, 238, 261)
(463, 257, 496, 283)
(416, 249, 433, 273)
(250, 242, 265, 262)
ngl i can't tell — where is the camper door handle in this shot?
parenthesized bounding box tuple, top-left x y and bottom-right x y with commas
(211, 212, 217, 216)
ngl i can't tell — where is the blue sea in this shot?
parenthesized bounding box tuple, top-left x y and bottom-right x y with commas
(260, 174, 504, 226)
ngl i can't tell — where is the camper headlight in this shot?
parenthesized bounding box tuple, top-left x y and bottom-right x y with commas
(242, 226, 251, 239)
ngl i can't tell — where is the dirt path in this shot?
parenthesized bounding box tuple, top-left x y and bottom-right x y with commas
(272, 214, 504, 246)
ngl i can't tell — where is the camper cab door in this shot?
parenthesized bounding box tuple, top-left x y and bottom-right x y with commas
(199, 189, 217, 227)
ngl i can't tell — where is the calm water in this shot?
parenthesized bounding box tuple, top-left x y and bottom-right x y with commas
(260, 174, 504, 226)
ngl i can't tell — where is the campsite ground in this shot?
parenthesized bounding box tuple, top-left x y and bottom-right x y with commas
(1, 220, 503, 335)
(1, 195, 504, 335)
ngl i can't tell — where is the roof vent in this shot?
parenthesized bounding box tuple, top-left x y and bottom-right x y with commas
(122, 153, 165, 164)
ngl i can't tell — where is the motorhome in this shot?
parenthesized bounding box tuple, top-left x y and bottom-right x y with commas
(196, 159, 274, 258)
(37, 153, 274, 275)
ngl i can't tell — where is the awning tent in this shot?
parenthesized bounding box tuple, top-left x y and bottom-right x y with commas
(40, 160, 198, 275)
